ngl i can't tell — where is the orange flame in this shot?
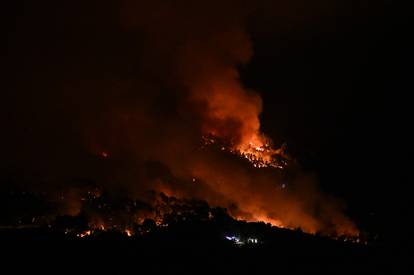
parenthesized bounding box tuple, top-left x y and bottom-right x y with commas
(77, 230, 91, 238)
(125, 229, 132, 237)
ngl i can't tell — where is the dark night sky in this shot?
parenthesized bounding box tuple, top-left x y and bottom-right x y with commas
(242, 1, 411, 240)
(2, 1, 411, 242)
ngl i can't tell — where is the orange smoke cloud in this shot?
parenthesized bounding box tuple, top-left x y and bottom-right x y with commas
(119, 0, 358, 236)
(3, 0, 358, 237)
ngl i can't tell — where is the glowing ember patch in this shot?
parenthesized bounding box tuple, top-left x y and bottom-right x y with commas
(125, 229, 132, 237)
(203, 134, 289, 169)
(100, 152, 109, 158)
(77, 230, 92, 238)
(235, 136, 290, 169)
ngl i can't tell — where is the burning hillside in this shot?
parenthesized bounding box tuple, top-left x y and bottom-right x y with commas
(202, 135, 289, 169)
(0, 186, 364, 245)
(2, 0, 359, 239)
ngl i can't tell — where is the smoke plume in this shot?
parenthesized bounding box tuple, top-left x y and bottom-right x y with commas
(2, 0, 357, 236)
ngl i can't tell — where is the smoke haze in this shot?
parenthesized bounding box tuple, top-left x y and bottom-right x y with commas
(2, 0, 359, 235)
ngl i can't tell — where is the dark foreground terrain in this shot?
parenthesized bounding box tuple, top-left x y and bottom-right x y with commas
(1, 221, 406, 275)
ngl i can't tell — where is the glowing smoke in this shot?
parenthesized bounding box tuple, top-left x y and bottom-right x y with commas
(2, 0, 358, 236)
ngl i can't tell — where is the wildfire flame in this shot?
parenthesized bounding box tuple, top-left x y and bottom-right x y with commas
(235, 139, 289, 169)
(100, 152, 109, 158)
(77, 230, 91, 238)
(203, 134, 289, 169)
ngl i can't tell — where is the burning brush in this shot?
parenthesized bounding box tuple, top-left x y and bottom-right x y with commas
(202, 134, 290, 169)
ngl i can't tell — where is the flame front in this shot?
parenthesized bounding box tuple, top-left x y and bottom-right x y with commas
(77, 230, 91, 238)
(234, 137, 289, 168)
(4, 0, 360, 241)
(203, 133, 289, 169)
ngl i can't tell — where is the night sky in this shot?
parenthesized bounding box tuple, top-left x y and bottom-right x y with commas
(2, 1, 411, 244)
(241, 1, 410, 240)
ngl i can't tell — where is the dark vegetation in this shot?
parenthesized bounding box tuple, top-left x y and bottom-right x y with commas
(1, 185, 402, 274)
